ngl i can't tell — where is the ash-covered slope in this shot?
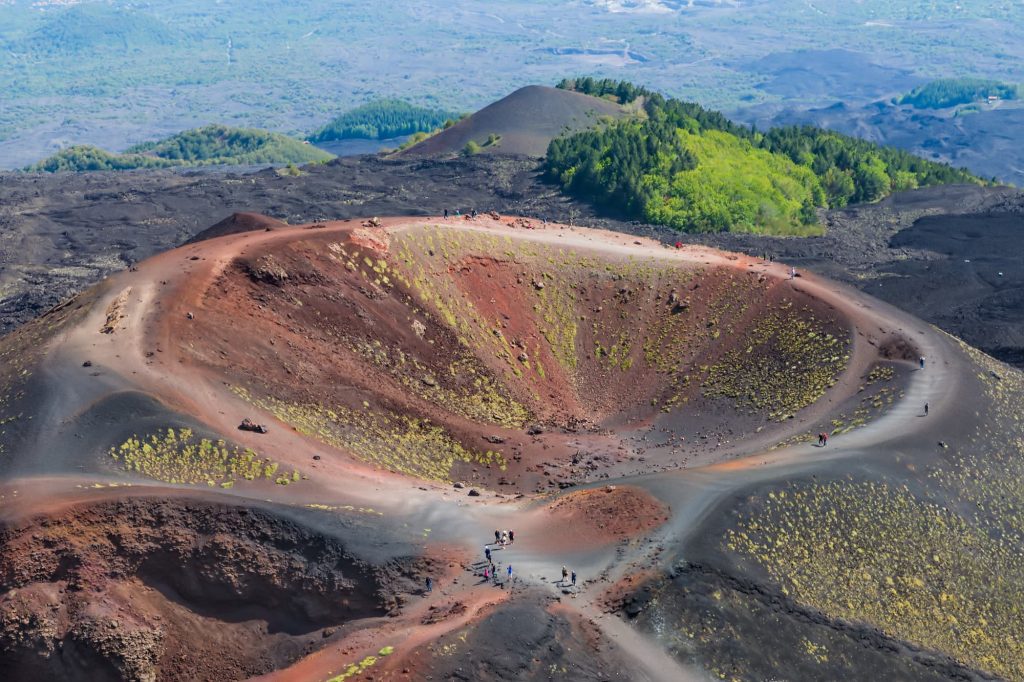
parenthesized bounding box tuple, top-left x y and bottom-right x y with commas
(398, 85, 626, 158)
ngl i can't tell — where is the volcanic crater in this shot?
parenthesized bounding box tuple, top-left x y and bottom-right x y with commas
(4, 214, 1009, 681)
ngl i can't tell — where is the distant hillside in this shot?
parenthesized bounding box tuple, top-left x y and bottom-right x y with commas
(309, 100, 461, 142)
(398, 85, 626, 158)
(28, 125, 333, 172)
(548, 79, 985, 235)
(899, 78, 1020, 109)
(24, 4, 183, 56)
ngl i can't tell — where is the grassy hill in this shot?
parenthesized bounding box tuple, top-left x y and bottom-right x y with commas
(547, 80, 985, 235)
(29, 125, 333, 172)
(309, 100, 460, 142)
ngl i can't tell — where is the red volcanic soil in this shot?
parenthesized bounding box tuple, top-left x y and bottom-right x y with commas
(542, 485, 669, 547)
(0, 497, 427, 682)
(155, 218, 866, 494)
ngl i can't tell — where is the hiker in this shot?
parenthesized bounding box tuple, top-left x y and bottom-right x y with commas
(822, 432, 829, 446)
(561, 566, 568, 584)
(790, 267, 796, 280)
(507, 565, 513, 579)
(919, 356, 926, 369)
(495, 530, 501, 543)
(924, 402, 929, 416)
(425, 577, 433, 594)
(500, 530, 509, 545)
(485, 547, 491, 561)
(571, 571, 577, 587)
(444, 208, 449, 220)
(508, 529, 515, 544)
(817, 432, 824, 446)
(483, 567, 489, 581)
(455, 209, 461, 217)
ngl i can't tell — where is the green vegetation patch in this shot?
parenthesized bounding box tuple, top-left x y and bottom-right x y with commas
(899, 78, 1020, 109)
(644, 129, 823, 234)
(548, 79, 984, 233)
(110, 428, 299, 487)
(702, 304, 849, 419)
(232, 387, 505, 482)
(29, 125, 332, 172)
(310, 99, 461, 142)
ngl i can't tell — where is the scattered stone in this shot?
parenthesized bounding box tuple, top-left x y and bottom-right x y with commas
(82, 360, 92, 367)
(467, 489, 481, 497)
(484, 435, 506, 444)
(238, 418, 268, 434)
(421, 375, 438, 387)
(453, 481, 465, 489)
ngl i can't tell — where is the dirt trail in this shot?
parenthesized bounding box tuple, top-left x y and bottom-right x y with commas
(0, 215, 969, 681)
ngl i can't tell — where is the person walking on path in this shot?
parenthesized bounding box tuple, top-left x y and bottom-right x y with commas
(817, 432, 825, 447)
(444, 209, 449, 220)
(919, 356, 926, 369)
(425, 577, 433, 594)
(571, 571, 577, 587)
(495, 530, 501, 543)
(485, 546, 491, 561)
(507, 565, 513, 580)
(924, 402, 929, 416)
(561, 566, 569, 585)
(508, 529, 515, 544)
(483, 567, 489, 582)
(822, 432, 828, 446)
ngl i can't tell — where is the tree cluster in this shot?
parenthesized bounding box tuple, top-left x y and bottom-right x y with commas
(547, 79, 985, 233)
(899, 78, 1020, 109)
(28, 125, 331, 172)
(309, 99, 460, 142)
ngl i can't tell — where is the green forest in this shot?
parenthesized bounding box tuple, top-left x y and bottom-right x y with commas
(309, 99, 461, 142)
(899, 78, 1020, 109)
(28, 125, 332, 172)
(547, 80, 984, 235)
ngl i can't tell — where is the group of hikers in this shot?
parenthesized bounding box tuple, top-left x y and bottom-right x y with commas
(480, 529, 516, 587)
(443, 208, 480, 220)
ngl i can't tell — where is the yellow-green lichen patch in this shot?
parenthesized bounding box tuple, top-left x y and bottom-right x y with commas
(109, 428, 299, 487)
(703, 305, 849, 419)
(727, 479, 1024, 679)
(352, 340, 529, 428)
(233, 386, 506, 482)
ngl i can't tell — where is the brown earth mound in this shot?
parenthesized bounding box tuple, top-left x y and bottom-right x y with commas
(188, 212, 287, 244)
(398, 85, 626, 158)
(0, 497, 421, 682)
(545, 485, 669, 545)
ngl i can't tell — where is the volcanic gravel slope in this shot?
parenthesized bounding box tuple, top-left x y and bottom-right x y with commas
(0, 215, 1021, 680)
